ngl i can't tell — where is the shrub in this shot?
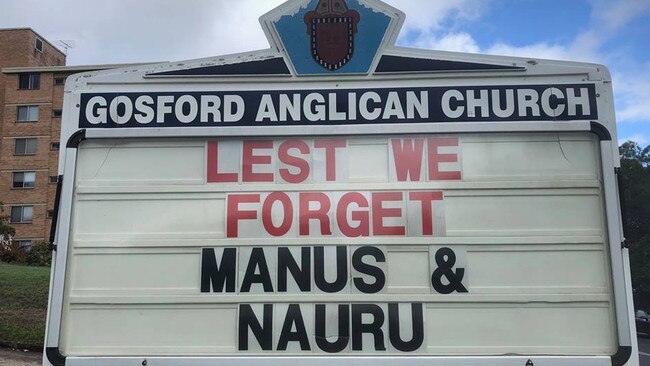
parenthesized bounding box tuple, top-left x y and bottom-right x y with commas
(27, 242, 52, 267)
(0, 242, 28, 264)
(0, 242, 13, 263)
(0, 203, 17, 239)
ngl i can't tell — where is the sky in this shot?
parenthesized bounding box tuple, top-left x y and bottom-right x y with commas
(1, 0, 649, 146)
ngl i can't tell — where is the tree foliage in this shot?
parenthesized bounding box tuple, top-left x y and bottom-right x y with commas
(620, 141, 650, 164)
(619, 141, 650, 309)
(0, 204, 16, 244)
(26, 242, 52, 267)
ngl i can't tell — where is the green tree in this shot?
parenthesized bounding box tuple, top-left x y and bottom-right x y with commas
(0, 204, 16, 240)
(0, 204, 18, 263)
(631, 236, 650, 308)
(619, 141, 650, 309)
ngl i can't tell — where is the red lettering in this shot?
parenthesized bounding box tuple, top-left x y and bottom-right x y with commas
(262, 192, 293, 237)
(337, 192, 370, 237)
(279, 140, 310, 184)
(207, 141, 238, 183)
(428, 138, 461, 181)
(314, 139, 346, 182)
(409, 191, 443, 236)
(243, 141, 274, 182)
(299, 193, 332, 236)
(227, 194, 260, 238)
(372, 192, 406, 236)
(392, 138, 425, 182)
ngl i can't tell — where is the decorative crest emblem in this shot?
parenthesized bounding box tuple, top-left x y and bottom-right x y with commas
(261, 0, 404, 75)
(304, 0, 361, 71)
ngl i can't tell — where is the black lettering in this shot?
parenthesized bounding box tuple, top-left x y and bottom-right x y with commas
(351, 304, 386, 351)
(314, 246, 348, 293)
(278, 247, 311, 292)
(201, 248, 236, 293)
(241, 248, 274, 293)
(352, 246, 386, 294)
(388, 303, 424, 352)
(431, 247, 468, 294)
(315, 304, 350, 353)
(238, 304, 273, 351)
(277, 304, 311, 351)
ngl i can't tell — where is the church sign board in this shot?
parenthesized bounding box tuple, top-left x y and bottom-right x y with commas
(44, 1, 637, 366)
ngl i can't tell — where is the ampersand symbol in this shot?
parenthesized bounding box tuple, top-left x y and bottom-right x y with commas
(431, 247, 468, 294)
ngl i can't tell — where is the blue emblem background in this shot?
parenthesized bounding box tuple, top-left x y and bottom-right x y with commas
(275, 0, 391, 75)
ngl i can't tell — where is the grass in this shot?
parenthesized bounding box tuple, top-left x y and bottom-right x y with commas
(0, 262, 50, 350)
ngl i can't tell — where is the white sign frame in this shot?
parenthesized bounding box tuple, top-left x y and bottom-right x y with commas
(43, 1, 635, 365)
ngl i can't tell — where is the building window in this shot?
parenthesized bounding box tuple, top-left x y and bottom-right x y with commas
(51, 142, 60, 151)
(10, 206, 34, 223)
(12, 172, 36, 189)
(18, 73, 40, 90)
(47, 210, 55, 219)
(35, 37, 44, 53)
(54, 77, 66, 86)
(49, 176, 59, 184)
(15, 240, 33, 252)
(14, 138, 37, 155)
(53, 109, 63, 118)
(17, 106, 39, 122)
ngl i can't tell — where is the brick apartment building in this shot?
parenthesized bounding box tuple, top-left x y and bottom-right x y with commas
(0, 28, 139, 248)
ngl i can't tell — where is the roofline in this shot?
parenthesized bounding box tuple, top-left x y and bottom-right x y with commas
(2, 62, 165, 74)
(0, 27, 34, 32)
(0, 27, 66, 58)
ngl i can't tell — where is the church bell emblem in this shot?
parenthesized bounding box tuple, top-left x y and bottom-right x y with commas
(304, 0, 361, 71)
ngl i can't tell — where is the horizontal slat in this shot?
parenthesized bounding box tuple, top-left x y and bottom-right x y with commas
(75, 180, 602, 194)
(75, 134, 599, 187)
(66, 294, 612, 304)
(65, 356, 611, 366)
(61, 301, 614, 356)
(71, 237, 606, 248)
(66, 245, 609, 297)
